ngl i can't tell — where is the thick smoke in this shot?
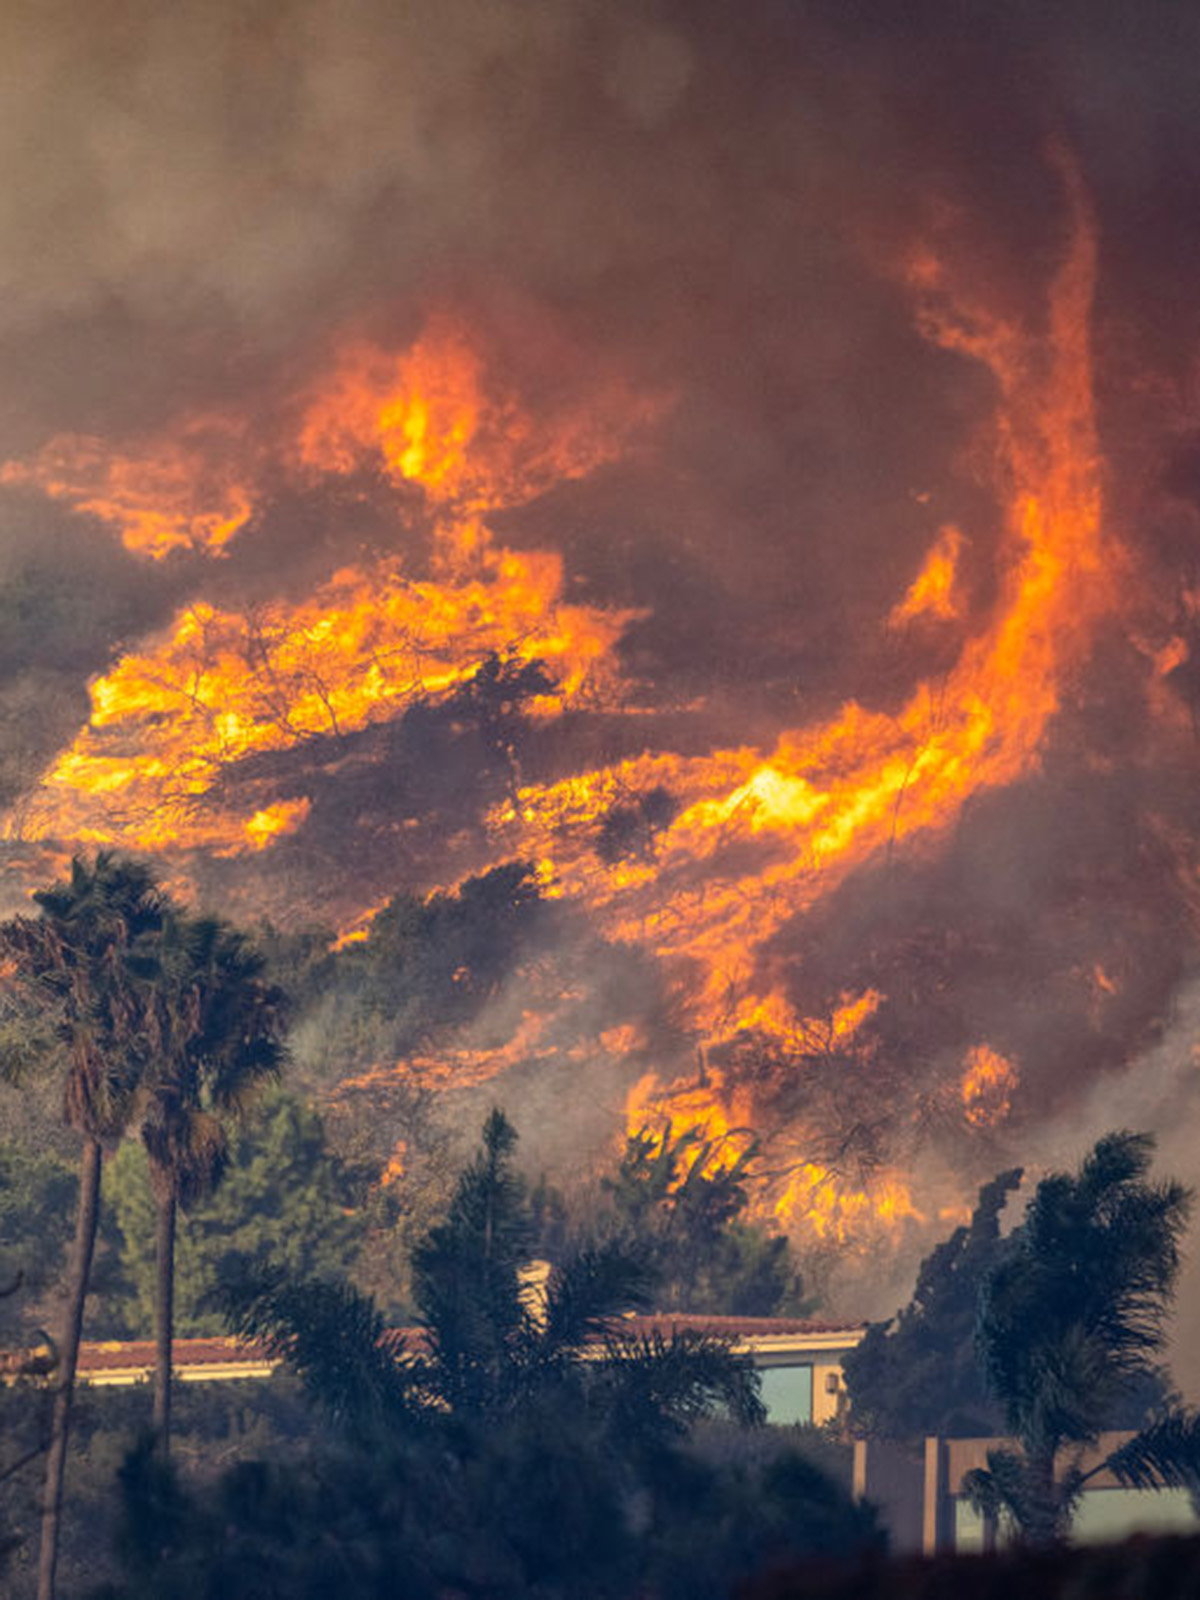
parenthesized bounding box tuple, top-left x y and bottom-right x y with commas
(2, 0, 1200, 1347)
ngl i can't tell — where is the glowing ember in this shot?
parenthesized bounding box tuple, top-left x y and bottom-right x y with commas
(379, 1142, 407, 1188)
(242, 799, 311, 852)
(332, 903, 387, 953)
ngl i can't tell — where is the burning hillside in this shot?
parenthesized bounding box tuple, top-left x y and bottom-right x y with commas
(2, 1, 1200, 1297)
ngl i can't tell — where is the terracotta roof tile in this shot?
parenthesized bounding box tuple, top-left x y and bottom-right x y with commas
(62, 1314, 863, 1378)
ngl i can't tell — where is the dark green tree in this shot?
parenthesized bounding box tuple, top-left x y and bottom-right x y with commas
(208, 1111, 764, 1598)
(107, 1088, 364, 1339)
(96, 1111, 886, 1600)
(0, 852, 164, 1600)
(136, 912, 287, 1457)
(409, 1108, 532, 1414)
(0, 1141, 75, 1344)
(231, 1109, 762, 1434)
(842, 1165, 1023, 1441)
(965, 1131, 1200, 1542)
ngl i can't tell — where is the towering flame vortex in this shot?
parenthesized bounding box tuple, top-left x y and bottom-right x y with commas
(501, 159, 1108, 1053)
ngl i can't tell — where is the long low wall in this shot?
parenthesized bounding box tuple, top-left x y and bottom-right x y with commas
(853, 1433, 1200, 1553)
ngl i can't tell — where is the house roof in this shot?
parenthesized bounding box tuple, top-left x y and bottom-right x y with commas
(54, 1314, 864, 1385)
(618, 1315, 864, 1340)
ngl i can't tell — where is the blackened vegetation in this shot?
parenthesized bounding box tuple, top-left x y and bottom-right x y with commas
(595, 784, 679, 865)
(198, 653, 557, 923)
(296, 860, 551, 1081)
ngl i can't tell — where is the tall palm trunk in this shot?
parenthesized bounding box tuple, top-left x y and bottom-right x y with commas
(37, 1137, 102, 1600)
(1024, 1442, 1062, 1544)
(152, 1189, 176, 1455)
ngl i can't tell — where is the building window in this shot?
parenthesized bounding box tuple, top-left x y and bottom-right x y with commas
(758, 1363, 813, 1425)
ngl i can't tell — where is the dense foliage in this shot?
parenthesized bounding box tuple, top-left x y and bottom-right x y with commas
(105, 1090, 363, 1338)
(842, 1166, 1022, 1441)
(86, 1111, 879, 1600)
(7, 850, 1200, 1590)
(0, 1145, 76, 1344)
(965, 1132, 1200, 1542)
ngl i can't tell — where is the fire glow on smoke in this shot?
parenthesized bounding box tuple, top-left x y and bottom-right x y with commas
(0, 135, 1183, 1259)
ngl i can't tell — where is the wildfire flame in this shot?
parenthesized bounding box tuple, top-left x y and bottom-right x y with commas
(6, 322, 648, 854)
(961, 1044, 1019, 1128)
(0, 413, 257, 559)
(774, 1163, 922, 1243)
(890, 524, 964, 625)
(2, 163, 1119, 1251)
(495, 161, 1107, 1066)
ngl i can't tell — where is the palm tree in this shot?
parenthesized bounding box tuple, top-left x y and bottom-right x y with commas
(965, 1130, 1200, 1542)
(225, 1108, 763, 1435)
(138, 913, 286, 1456)
(222, 1110, 763, 1597)
(0, 852, 164, 1600)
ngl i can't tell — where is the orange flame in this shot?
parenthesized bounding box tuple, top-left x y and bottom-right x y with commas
(773, 1163, 922, 1242)
(623, 996, 914, 1246)
(3, 170, 1117, 1254)
(961, 1044, 1019, 1128)
(9, 323, 649, 854)
(625, 1067, 757, 1175)
(0, 414, 256, 558)
(890, 524, 963, 624)
(492, 159, 1109, 1052)
(379, 1141, 407, 1188)
(18, 549, 635, 853)
(296, 317, 646, 522)
(242, 799, 311, 853)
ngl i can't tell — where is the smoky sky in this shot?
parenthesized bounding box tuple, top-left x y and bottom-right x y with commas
(3, 0, 1200, 1295)
(0, 0, 1194, 850)
(2, 0, 1196, 692)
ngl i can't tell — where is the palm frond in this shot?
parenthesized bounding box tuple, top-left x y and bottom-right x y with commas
(962, 1448, 1023, 1522)
(600, 1327, 765, 1438)
(536, 1241, 653, 1354)
(218, 1267, 425, 1437)
(1103, 1409, 1200, 1492)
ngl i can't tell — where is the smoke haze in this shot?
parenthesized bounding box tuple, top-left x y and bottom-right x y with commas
(3, 0, 1200, 1347)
